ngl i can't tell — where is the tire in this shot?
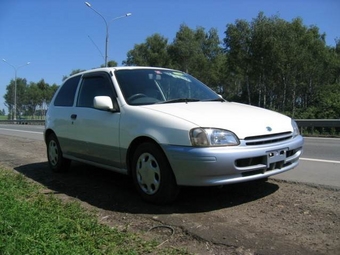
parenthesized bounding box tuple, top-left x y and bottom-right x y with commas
(132, 142, 180, 204)
(47, 133, 71, 172)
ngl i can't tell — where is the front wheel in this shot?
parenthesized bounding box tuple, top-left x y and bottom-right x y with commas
(132, 142, 180, 204)
(47, 133, 71, 172)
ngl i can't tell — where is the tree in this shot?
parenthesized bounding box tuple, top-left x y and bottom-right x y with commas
(200, 28, 227, 88)
(168, 24, 202, 73)
(36, 79, 51, 118)
(168, 25, 226, 87)
(3, 77, 60, 118)
(124, 33, 170, 67)
(3, 78, 28, 119)
(101, 60, 117, 67)
(24, 82, 42, 118)
(62, 69, 86, 81)
(223, 12, 338, 117)
(224, 19, 252, 103)
(331, 38, 340, 84)
(47, 84, 59, 105)
(123, 25, 225, 89)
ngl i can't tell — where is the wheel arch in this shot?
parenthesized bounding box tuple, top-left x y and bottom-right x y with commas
(126, 136, 173, 177)
(44, 128, 56, 144)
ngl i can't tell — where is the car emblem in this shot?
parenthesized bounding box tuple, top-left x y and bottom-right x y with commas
(266, 126, 272, 132)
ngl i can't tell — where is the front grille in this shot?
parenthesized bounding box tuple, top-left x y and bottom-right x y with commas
(240, 160, 290, 177)
(244, 132, 292, 146)
(235, 146, 302, 175)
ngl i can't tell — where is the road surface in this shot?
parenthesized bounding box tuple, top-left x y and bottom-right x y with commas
(274, 136, 340, 188)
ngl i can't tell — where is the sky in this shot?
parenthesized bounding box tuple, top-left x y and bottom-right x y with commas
(0, 0, 339, 113)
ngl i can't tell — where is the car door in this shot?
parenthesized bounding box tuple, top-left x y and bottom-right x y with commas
(71, 71, 122, 168)
(51, 74, 81, 156)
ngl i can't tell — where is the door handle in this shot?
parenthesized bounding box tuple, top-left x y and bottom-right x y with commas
(71, 114, 77, 120)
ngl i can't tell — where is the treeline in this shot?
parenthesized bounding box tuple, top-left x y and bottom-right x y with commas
(3, 12, 340, 119)
(125, 12, 340, 118)
(3, 78, 58, 119)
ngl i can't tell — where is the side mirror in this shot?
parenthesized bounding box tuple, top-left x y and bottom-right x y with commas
(93, 96, 118, 111)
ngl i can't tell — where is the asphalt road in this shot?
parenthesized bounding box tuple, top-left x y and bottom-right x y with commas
(274, 136, 340, 188)
(0, 124, 44, 141)
(0, 124, 339, 188)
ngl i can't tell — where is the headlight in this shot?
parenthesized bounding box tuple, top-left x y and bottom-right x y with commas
(291, 119, 300, 137)
(190, 128, 239, 147)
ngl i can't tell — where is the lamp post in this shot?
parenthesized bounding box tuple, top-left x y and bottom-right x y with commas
(2, 59, 30, 120)
(85, 2, 131, 67)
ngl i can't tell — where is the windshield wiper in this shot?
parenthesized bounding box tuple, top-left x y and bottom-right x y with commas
(161, 98, 201, 104)
(203, 97, 225, 102)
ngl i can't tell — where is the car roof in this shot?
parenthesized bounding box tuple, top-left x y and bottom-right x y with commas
(78, 66, 175, 76)
(63, 66, 182, 84)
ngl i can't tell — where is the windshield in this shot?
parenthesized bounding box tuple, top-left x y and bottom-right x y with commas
(115, 69, 223, 105)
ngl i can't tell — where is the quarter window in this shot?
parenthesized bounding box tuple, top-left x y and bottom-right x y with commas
(54, 75, 80, 106)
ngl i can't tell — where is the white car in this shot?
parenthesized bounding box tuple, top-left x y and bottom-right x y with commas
(45, 67, 304, 204)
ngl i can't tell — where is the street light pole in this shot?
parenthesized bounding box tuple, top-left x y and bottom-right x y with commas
(85, 2, 131, 67)
(2, 59, 30, 120)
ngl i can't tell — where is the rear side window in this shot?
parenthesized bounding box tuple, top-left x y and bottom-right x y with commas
(54, 75, 81, 106)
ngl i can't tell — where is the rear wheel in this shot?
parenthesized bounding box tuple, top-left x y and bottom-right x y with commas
(132, 142, 179, 204)
(47, 133, 71, 172)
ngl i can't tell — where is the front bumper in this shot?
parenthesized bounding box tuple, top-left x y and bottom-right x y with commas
(162, 135, 304, 186)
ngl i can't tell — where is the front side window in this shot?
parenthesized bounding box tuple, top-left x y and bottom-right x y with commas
(115, 69, 221, 105)
(54, 75, 80, 106)
(77, 74, 115, 108)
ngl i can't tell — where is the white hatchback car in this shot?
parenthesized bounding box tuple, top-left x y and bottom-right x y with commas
(45, 67, 304, 204)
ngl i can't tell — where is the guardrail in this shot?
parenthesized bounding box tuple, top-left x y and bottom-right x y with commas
(295, 119, 340, 128)
(0, 119, 45, 125)
(295, 119, 340, 136)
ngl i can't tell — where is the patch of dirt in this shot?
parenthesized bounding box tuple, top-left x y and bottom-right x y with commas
(0, 135, 339, 255)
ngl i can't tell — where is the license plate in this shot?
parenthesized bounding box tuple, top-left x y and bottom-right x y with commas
(267, 148, 287, 167)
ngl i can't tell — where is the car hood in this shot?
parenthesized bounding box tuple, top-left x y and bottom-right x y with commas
(143, 101, 293, 139)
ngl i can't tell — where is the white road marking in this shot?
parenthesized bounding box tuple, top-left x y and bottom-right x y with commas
(0, 128, 43, 134)
(300, 157, 340, 164)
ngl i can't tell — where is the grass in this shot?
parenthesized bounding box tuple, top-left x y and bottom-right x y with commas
(0, 168, 189, 255)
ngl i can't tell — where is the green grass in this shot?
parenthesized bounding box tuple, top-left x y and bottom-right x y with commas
(0, 168, 189, 255)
